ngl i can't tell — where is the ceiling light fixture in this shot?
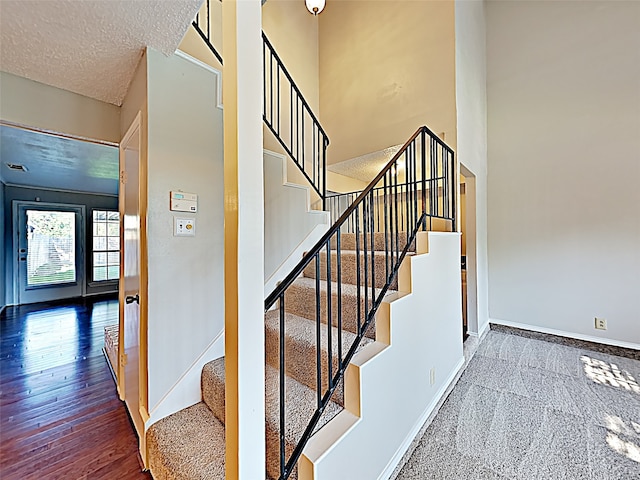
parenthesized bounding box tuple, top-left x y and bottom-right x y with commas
(305, 0, 325, 15)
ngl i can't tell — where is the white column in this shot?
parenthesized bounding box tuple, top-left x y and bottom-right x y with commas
(222, 1, 265, 479)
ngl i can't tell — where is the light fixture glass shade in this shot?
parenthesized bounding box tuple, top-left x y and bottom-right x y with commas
(305, 0, 325, 15)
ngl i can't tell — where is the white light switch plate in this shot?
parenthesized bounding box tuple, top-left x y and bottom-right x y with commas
(174, 217, 196, 236)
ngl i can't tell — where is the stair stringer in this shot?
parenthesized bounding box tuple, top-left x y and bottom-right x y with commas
(299, 231, 464, 480)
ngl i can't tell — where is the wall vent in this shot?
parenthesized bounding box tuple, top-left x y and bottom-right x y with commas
(5, 163, 28, 172)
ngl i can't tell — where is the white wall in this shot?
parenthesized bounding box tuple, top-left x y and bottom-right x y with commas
(263, 150, 329, 291)
(144, 49, 225, 414)
(454, 0, 489, 335)
(0, 71, 120, 144)
(486, 1, 640, 347)
(302, 232, 463, 478)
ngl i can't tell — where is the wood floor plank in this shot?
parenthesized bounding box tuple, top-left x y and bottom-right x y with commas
(0, 296, 150, 480)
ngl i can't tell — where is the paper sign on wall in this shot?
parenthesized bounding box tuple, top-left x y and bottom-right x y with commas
(170, 191, 197, 212)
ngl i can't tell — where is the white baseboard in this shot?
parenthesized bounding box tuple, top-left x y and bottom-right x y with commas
(489, 318, 639, 351)
(379, 356, 465, 480)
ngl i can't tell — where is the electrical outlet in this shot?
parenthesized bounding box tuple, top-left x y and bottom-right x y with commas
(595, 317, 607, 330)
(430, 368, 436, 386)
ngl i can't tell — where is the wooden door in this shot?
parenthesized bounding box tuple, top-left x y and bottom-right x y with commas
(118, 113, 147, 451)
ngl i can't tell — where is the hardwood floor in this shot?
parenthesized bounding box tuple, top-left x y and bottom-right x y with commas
(0, 296, 152, 479)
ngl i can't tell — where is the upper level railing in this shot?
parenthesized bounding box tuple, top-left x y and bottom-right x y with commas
(262, 33, 329, 207)
(265, 126, 456, 479)
(192, 1, 223, 65)
(192, 0, 329, 208)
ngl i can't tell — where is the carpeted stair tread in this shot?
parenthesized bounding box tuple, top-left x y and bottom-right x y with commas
(333, 231, 415, 252)
(303, 249, 398, 290)
(265, 310, 373, 405)
(147, 402, 225, 480)
(285, 276, 387, 339)
(201, 357, 342, 479)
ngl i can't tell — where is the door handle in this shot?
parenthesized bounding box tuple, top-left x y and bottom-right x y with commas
(125, 294, 139, 305)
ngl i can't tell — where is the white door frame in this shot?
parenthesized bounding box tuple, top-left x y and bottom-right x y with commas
(118, 110, 149, 463)
(460, 164, 478, 336)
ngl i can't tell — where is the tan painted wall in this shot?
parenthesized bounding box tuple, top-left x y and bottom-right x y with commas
(319, 0, 457, 165)
(263, 0, 320, 113)
(0, 71, 120, 143)
(120, 53, 148, 138)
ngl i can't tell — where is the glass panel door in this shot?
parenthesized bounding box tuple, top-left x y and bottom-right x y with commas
(26, 210, 77, 286)
(16, 202, 84, 305)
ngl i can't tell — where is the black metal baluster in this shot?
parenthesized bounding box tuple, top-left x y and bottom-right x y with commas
(383, 173, 389, 283)
(269, 53, 273, 127)
(326, 240, 333, 389)
(394, 160, 399, 269)
(421, 131, 427, 229)
(369, 190, 375, 307)
(276, 64, 281, 136)
(355, 207, 361, 336)
(206, 0, 210, 40)
(279, 293, 286, 479)
(336, 229, 343, 372)
(315, 254, 322, 409)
(363, 201, 369, 330)
(263, 42, 266, 123)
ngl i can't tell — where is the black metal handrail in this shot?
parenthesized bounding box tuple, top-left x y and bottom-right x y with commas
(192, 0, 329, 208)
(264, 126, 456, 479)
(262, 33, 329, 208)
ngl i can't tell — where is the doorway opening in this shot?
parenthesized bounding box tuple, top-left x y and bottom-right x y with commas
(460, 164, 478, 339)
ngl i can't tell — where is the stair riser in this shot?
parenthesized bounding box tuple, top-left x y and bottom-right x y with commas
(333, 232, 414, 252)
(285, 284, 376, 340)
(265, 319, 345, 407)
(202, 363, 226, 424)
(202, 364, 299, 480)
(303, 251, 397, 291)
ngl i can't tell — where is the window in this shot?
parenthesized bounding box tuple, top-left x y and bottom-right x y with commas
(26, 210, 77, 286)
(92, 210, 120, 281)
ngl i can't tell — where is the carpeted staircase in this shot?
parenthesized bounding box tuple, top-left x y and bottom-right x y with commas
(147, 231, 415, 480)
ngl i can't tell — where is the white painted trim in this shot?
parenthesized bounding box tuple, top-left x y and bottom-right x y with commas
(264, 148, 328, 213)
(489, 318, 640, 351)
(146, 330, 225, 427)
(378, 356, 465, 480)
(3, 183, 118, 197)
(175, 50, 223, 109)
(264, 223, 329, 298)
(478, 318, 491, 339)
(0, 120, 119, 147)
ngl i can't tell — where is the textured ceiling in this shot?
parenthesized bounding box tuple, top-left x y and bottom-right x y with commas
(0, 0, 202, 106)
(0, 125, 119, 195)
(328, 144, 402, 184)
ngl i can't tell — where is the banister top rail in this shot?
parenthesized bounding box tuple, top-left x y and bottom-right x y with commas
(265, 126, 424, 308)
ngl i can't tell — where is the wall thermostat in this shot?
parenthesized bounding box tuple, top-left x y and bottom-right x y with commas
(170, 191, 197, 212)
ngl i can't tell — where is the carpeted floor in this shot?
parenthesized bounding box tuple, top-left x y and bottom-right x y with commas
(396, 329, 640, 480)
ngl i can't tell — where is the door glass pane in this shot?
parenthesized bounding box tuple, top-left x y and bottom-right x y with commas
(26, 210, 76, 286)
